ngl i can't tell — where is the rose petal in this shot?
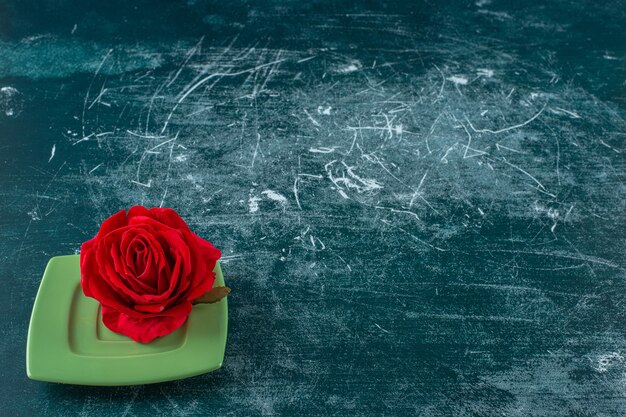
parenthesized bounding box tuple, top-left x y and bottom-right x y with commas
(97, 209, 128, 238)
(104, 234, 154, 300)
(81, 244, 143, 318)
(185, 233, 221, 301)
(80, 237, 97, 297)
(127, 234, 157, 290)
(127, 205, 151, 219)
(101, 303, 191, 343)
(149, 207, 191, 231)
(106, 227, 170, 300)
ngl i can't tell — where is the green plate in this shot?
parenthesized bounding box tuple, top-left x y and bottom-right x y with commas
(26, 255, 228, 386)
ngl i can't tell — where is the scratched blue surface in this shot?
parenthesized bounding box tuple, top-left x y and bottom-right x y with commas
(1, 0, 625, 415)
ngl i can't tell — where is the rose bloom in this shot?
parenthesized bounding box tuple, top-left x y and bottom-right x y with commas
(80, 206, 221, 343)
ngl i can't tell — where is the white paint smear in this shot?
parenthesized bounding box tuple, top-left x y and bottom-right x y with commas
(317, 105, 332, 115)
(594, 352, 624, 373)
(336, 61, 361, 74)
(447, 76, 468, 85)
(248, 195, 261, 213)
(309, 147, 336, 154)
(261, 190, 288, 205)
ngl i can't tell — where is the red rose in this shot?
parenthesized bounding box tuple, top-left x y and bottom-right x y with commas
(80, 206, 221, 343)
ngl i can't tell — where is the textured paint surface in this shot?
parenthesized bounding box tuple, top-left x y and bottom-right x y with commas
(1, 0, 625, 415)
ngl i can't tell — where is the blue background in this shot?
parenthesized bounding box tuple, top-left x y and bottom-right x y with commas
(1, 0, 625, 415)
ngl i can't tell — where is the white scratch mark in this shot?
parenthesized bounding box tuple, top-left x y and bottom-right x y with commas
(159, 134, 177, 208)
(341, 161, 383, 192)
(166, 36, 204, 89)
(433, 64, 445, 102)
(476, 249, 621, 269)
(126, 130, 168, 139)
(82, 49, 112, 137)
(297, 55, 317, 63)
(293, 177, 302, 210)
(48, 144, 56, 163)
(599, 140, 621, 153)
(72, 133, 94, 145)
(221, 254, 244, 263)
(161, 58, 286, 134)
(496, 143, 525, 154)
(348, 128, 359, 154)
(336, 254, 352, 272)
(148, 137, 176, 152)
(303, 109, 321, 127)
(250, 133, 261, 168)
(459, 120, 488, 159)
(159, 188, 169, 208)
(501, 157, 549, 192)
(380, 219, 446, 252)
(476, 68, 494, 78)
(466, 103, 547, 134)
(88, 163, 103, 174)
(325, 159, 382, 197)
(506, 88, 515, 99)
(416, 170, 428, 193)
(87, 87, 108, 110)
(337, 189, 349, 199)
(440, 143, 457, 163)
(375, 206, 420, 220)
(374, 323, 391, 334)
(131, 179, 152, 188)
(550, 107, 581, 119)
(120, 387, 139, 417)
(409, 171, 428, 209)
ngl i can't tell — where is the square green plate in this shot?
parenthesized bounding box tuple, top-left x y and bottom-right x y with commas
(26, 255, 228, 386)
